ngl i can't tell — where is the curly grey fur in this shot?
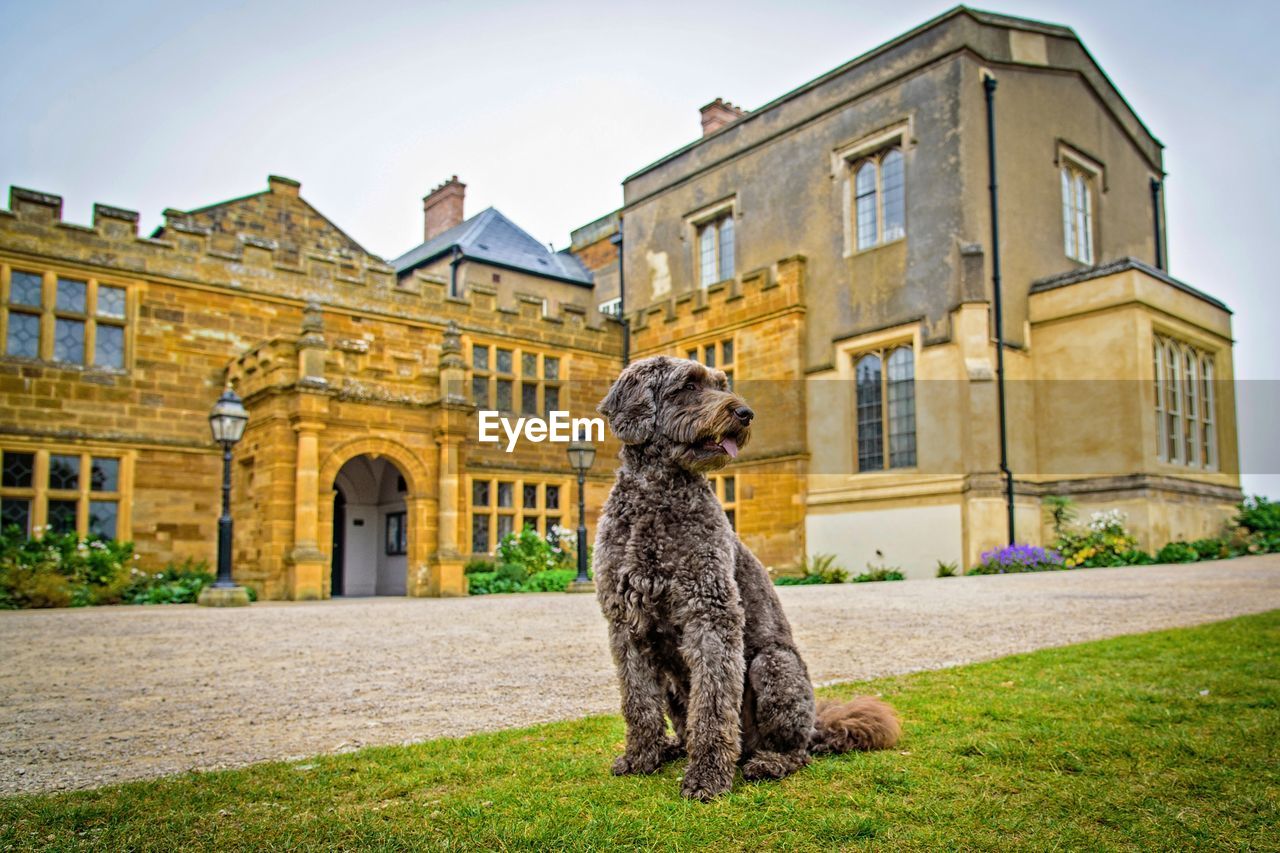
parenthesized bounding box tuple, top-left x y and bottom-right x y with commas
(594, 356, 900, 801)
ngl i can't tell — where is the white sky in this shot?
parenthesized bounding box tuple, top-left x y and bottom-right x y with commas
(2, 0, 1276, 494)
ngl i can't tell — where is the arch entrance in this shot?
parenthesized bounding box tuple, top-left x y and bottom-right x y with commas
(331, 455, 409, 596)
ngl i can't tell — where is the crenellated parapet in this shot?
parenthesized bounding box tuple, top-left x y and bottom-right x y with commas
(629, 255, 806, 354)
(1, 184, 622, 359)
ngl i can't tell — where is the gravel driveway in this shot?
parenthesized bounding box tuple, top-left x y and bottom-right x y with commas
(2, 556, 1277, 794)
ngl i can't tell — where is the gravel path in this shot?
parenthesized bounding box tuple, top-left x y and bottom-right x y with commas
(2, 556, 1277, 795)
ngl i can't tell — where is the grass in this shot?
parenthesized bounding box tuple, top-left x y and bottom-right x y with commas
(3, 613, 1278, 851)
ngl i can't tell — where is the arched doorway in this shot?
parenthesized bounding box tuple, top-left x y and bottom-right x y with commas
(331, 455, 409, 596)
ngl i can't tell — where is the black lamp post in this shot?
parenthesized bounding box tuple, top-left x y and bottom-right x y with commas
(201, 386, 249, 605)
(565, 439, 597, 591)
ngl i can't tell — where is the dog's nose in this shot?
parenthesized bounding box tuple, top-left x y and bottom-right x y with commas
(734, 405, 754, 424)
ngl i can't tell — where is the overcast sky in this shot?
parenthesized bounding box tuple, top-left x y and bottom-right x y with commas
(2, 0, 1276, 494)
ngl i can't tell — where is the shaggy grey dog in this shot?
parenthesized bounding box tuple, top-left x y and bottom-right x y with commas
(594, 355, 901, 801)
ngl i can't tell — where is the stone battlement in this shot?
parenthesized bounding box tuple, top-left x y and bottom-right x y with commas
(629, 255, 806, 350)
(0, 184, 621, 353)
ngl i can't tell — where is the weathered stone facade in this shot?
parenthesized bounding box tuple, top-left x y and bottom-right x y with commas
(0, 7, 1245, 591)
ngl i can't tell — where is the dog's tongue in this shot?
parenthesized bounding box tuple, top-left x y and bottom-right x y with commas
(720, 437, 739, 459)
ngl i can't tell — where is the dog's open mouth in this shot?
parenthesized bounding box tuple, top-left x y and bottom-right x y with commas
(696, 433, 742, 459)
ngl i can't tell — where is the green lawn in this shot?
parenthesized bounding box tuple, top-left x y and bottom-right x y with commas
(4, 613, 1278, 851)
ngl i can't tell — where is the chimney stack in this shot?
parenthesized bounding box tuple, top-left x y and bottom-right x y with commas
(699, 98, 747, 137)
(423, 175, 466, 241)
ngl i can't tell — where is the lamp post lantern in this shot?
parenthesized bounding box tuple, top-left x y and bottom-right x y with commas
(198, 386, 251, 607)
(565, 439, 597, 593)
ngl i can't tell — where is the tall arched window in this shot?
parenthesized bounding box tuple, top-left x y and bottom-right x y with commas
(854, 346, 916, 471)
(1061, 162, 1094, 263)
(1154, 334, 1217, 470)
(855, 353, 883, 471)
(854, 161, 878, 251)
(853, 147, 906, 250)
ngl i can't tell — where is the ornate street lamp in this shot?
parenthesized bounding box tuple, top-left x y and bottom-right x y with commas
(565, 439, 597, 593)
(198, 386, 251, 607)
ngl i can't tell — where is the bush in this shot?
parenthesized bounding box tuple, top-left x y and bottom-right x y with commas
(1235, 496, 1280, 553)
(521, 569, 577, 592)
(774, 574, 826, 586)
(1055, 510, 1151, 568)
(936, 560, 958, 578)
(1154, 541, 1199, 564)
(122, 558, 215, 604)
(783, 553, 848, 585)
(1190, 537, 1238, 561)
(1043, 495, 1078, 539)
(467, 567, 579, 595)
(968, 543, 1065, 575)
(0, 528, 134, 609)
(464, 558, 496, 575)
(854, 565, 905, 582)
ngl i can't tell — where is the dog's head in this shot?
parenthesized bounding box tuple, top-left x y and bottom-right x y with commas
(598, 355, 753, 473)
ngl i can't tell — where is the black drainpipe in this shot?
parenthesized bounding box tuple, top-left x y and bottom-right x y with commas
(1149, 178, 1164, 271)
(984, 74, 1015, 546)
(610, 225, 630, 364)
(449, 245, 463, 297)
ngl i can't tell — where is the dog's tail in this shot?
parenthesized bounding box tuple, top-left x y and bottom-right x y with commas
(808, 696, 901, 755)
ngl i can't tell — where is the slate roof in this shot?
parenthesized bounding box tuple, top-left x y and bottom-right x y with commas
(391, 207, 593, 286)
(1030, 257, 1230, 313)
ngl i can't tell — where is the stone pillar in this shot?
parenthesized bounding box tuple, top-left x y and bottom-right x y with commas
(430, 430, 466, 596)
(439, 321, 466, 404)
(287, 418, 327, 600)
(297, 301, 328, 388)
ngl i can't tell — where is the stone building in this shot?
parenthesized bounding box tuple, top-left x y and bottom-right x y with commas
(607, 6, 1240, 575)
(0, 7, 1242, 594)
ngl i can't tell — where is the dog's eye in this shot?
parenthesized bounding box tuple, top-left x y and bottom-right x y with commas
(682, 381, 698, 392)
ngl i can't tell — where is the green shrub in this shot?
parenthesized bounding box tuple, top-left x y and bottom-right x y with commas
(521, 569, 578, 592)
(1235, 496, 1280, 553)
(774, 574, 825, 586)
(464, 558, 496, 575)
(467, 567, 579, 595)
(1042, 495, 1078, 539)
(800, 553, 848, 584)
(935, 560, 958, 578)
(854, 565, 905, 582)
(1155, 541, 1199, 564)
(122, 558, 215, 605)
(1056, 510, 1151, 568)
(496, 526, 564, 577)
(1190, 537, 1238, 561)
(0, 528, 134, 609)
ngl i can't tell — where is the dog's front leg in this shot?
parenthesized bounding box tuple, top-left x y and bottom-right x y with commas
(678, 600, 746, 801)
(608, 625, 676, 775)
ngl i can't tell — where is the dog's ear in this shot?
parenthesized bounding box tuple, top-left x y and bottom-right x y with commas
(598, 357, 667, 444)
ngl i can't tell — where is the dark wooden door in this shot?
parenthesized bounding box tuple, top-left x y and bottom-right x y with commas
(331, 489, 346, 596)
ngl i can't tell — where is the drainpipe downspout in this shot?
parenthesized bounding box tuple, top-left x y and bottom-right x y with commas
(610, 225, 629, 365)
(1150, 178, 1165, 271)
(449, 245, 463, 298)
(984, 73, 1015, 546)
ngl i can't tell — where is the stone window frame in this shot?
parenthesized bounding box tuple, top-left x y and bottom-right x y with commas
(834, 119, 912, 258)
(683, 335, 737, 390)
(684, 197, 737, 289)
(469, 340, 563, 417)
(1152, 331, 1218, 471)
(0, 445, 130, 540)
(466, 475, 571, 556)
(710, 473, 738, 531)
(831, 323, 921, 475)
(1057, 143, 1104, 266)
(0, 263, 131, 371)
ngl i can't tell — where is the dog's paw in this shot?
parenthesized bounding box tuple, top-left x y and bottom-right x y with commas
(680, 767, 733, 802)
(658, 735, 685, 763)
(741, 750, 808, 782)
(611, 752, 660, 776)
